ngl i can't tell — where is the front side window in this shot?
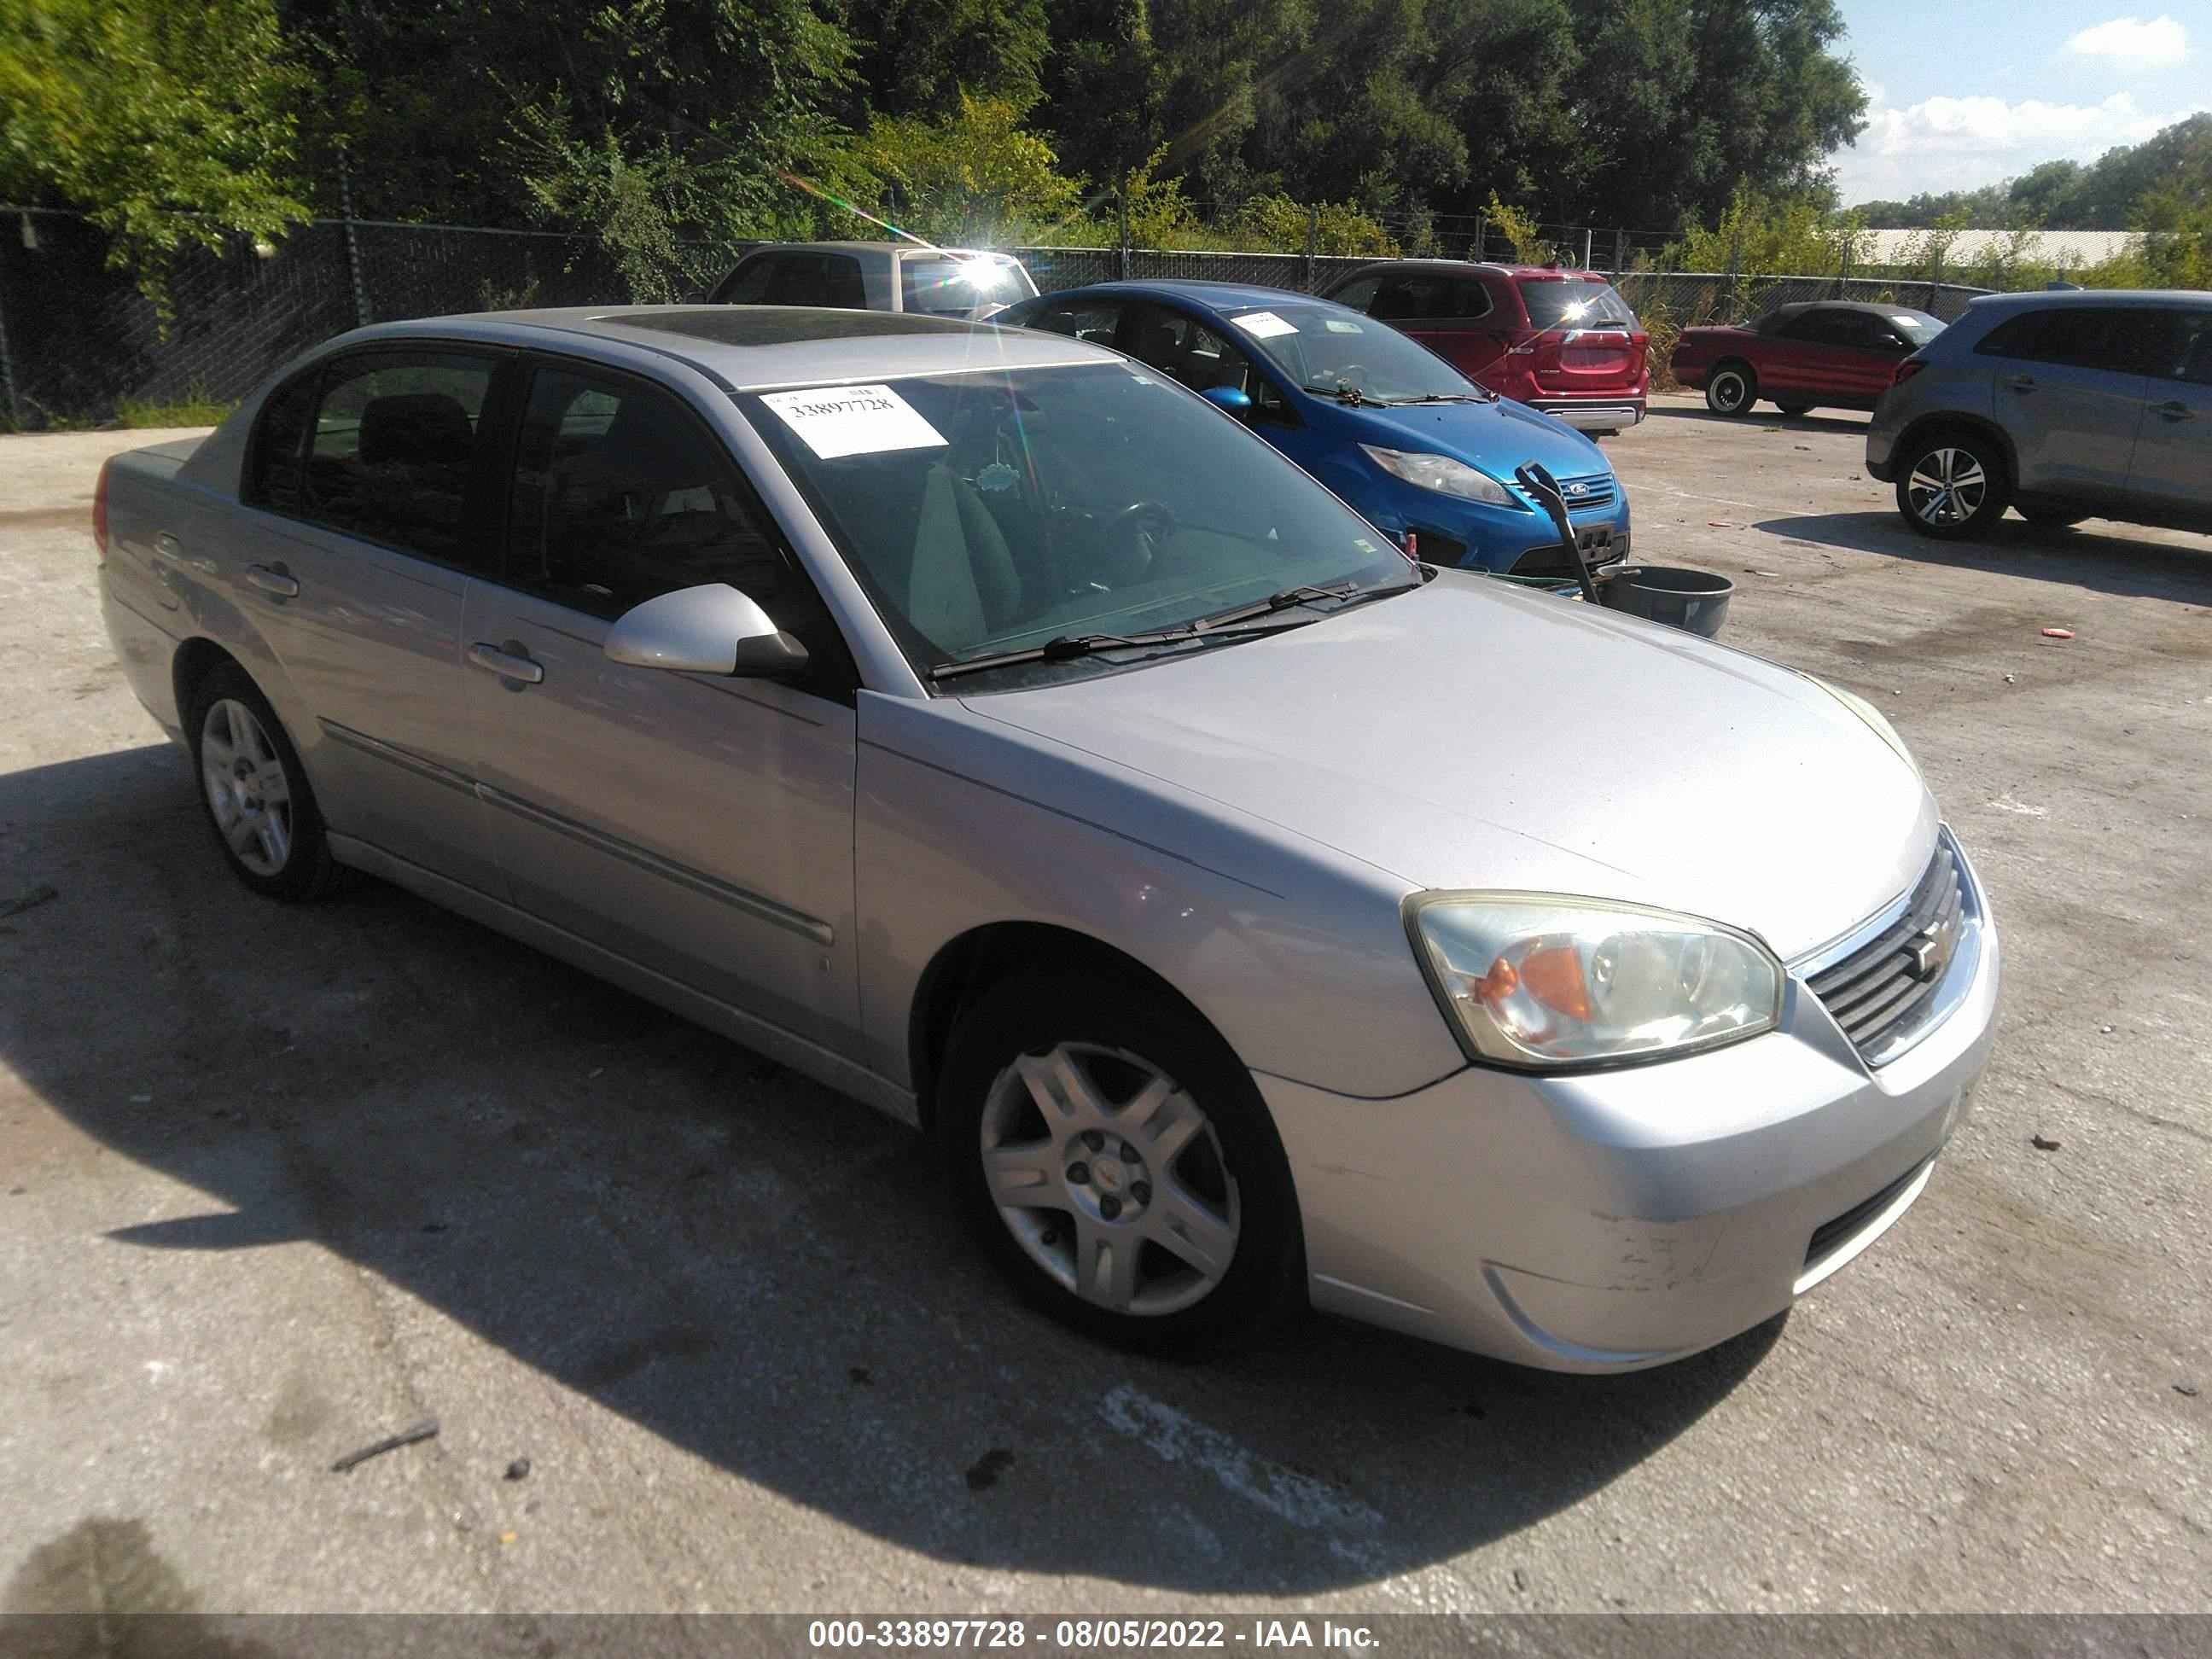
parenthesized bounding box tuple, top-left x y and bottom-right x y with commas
(504, 364, 845, 684)
(775, 253, 867, 308)
(1018, 300, 1123, 344)
(741, 364, 1412, 676)
(296, 352, 498, 562)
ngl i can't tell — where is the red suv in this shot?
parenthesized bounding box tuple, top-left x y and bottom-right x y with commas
(1322, 261, 1650, 433)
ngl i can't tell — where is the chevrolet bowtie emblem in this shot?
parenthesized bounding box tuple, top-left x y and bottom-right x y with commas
(1907, 914, 1960, 982)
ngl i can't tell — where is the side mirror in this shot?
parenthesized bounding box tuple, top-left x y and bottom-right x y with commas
(1201, 384, 1254, 418)
(604, 583, 808, 678)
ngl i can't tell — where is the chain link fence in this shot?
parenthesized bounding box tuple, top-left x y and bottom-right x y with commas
(0, 207, 1994, 428)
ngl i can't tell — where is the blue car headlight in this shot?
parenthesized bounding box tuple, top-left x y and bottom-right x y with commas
(1359, 445, 1521, 509)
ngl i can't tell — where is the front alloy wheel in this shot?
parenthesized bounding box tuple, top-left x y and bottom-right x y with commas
(1705, 365, 1755, 416)
(936, 974, 1303, 1356)
(981, 1042, 1239, 1316)
(1898, 435, 2008, 538)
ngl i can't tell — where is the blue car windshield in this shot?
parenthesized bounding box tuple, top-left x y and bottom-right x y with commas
(740, 362, 1413, 674)
(1222, 303, 1480, 404)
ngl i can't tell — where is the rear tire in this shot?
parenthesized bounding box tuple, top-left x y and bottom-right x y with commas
(1775, 402, 1813, 418)
(1705, 364, 1756, 416)
(934, 972, 1304, 1358)
(186, 663, 355, 900)
(1895, 431, 2011, 540)
(2018, 506, 2087, 528)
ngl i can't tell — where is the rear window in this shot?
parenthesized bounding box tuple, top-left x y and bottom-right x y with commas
(1517, 279, 1635, 329)
(900, 253, 1036, 317)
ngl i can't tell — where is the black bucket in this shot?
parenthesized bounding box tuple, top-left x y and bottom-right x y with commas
(1598, 566, 1736, 639)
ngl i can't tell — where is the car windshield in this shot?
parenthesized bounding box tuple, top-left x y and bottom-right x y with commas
(739, 363, 1413, 680)
(900, 253, 1036, 317)
(1220, 304, 1479, 403)
(1517, 280, 1636, 329)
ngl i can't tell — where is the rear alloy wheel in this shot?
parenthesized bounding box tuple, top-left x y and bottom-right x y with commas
(936, 974, 1303, 1356)
(1705, 364, 1756, 416)
(188, 664, 353, 900)
(1897, 433, 2010, 539)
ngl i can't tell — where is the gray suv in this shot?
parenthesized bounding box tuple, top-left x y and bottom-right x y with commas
(1867, 289, 2211, 539)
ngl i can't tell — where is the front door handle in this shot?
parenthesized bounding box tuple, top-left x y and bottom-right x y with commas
(244, 562, 300, 597)
(2007, 375, 2036, 393)
(467, 641, 544, 685)
(2153, 399, 2194, 422)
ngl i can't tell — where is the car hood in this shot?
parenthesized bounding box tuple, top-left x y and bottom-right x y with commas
(1332, 395, 1610, 478)
(962, 574, 1935, 961)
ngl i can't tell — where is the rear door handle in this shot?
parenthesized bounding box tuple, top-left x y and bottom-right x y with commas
(2008, 375, 2036, 393)
(2153, 399, 2194, 422)
(467, 642, 544, 685)
(244, 563, 300, 598)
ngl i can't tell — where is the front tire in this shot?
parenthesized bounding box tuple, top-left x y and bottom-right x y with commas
(1775, 402, 1813, 418)
(1705, 364, 1756, 416)
(935, 973, 1304, 1357)
(187, 664, 353, 900)
(1896, 431, 2010, 539)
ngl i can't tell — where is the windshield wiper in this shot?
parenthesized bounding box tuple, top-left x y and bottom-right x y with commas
(1396, 391, 1495, 405)
(1302, 381, 1371, 406)
(928, 628, 1192, 681)
(1185, 576, 1416, 632)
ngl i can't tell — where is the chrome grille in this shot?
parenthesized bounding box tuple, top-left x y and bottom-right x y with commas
(1557, 473, 1615, 511)
(1805, 842, 1966, 1063)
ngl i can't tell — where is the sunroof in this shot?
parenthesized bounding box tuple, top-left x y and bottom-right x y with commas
(604, 307, 979, 346)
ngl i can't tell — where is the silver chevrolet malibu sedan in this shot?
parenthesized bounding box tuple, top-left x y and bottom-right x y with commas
(95, 306, 2000, 1370)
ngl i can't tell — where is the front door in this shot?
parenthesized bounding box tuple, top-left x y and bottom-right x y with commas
(2126, 311, 2212, 529)
(1978, 306, 2155, 504)
(463, 359, 863, 1051)
(235, 346, 509, 894)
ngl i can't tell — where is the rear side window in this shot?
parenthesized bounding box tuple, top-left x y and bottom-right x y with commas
(1021, 300, 1123, 344)
(773, 252, 866, 308)
(2174, 315, 2212, 386)
(1518, 280, 1634, 329)
(901, 253, 1033, 316)
(716, 254, 779, 304)
(1976, 306, 2180, 375)
(293, 352, 499, 563)
(1359, 273, 1491, 323)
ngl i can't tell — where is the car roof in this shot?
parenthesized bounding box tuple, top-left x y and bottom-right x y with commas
(335, 305, 1113, 392)
(1963, 287, 2212, 311)
(1022, 279, 1330, 311)
(1760, 300, 1941, 322)
(735, 241, 1017, 260)
(1330, 260, 1617, 282)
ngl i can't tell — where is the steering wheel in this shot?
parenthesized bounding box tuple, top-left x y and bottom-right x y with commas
(1113, 500, 1178, 545)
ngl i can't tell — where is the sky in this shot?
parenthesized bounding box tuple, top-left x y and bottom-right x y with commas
(1831, 3, 2210, 207)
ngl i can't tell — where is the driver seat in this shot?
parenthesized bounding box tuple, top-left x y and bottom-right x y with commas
(906, 464, 1022, 654)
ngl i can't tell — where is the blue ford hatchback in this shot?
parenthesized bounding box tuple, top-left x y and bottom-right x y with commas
(998, 280, 1630, 575)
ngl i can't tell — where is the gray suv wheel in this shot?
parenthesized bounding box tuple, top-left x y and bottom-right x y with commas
(1897, 431, 2010, 539)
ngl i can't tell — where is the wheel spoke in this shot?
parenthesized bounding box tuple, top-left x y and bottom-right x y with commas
(1145, 1183, 1237, 1279)
(255, 768, 290, 809)
(1117, 1077, 1202, 1167)
(226, 701, 253, 755)
(201, 732, 235, 772)
(1016, 1047, 1106, 1127)
(261, 807, 291, 866)
(1073, 1217, 1143, 1309)
(224, 810, 262, 856)
(983, 1140, 1060, 1208)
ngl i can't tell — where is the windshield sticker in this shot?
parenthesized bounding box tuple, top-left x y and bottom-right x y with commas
(1324, 318, 1365, 334)
(760, 384, 947, 459)
(1234, 311, 1299, 339)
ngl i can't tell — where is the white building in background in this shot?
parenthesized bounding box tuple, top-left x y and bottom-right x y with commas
(1859, 229, 2136, 267)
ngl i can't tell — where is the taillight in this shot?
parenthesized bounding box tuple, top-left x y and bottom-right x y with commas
(1892, 358, 1928, 387)
(92, 457, 112, 556)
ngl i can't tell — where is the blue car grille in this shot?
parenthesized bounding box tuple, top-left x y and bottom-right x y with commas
(1555, 473, 1615, 512)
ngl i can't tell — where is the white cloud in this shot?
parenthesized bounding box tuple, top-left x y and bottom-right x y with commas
(2063, 15, 2188, 70)
(1835, 89, 2209, 205)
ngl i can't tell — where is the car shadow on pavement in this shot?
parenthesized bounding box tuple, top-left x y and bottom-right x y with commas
(2, 742, 1782, 1597)
(1645, 404, 1868, 434)
(1755, 512, 2212, 605)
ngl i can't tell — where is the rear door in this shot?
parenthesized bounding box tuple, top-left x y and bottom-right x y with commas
(462, 356, 863, 1051)
(2124, 310, 2212, 529)
(235, 346, 509, 894)
(1976, 306, 2154, 503)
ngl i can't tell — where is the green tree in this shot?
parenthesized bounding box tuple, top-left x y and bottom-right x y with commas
(0, 0, 306, 293)
(841, 0, 1050, 119)
(858, 91, 1084, 244)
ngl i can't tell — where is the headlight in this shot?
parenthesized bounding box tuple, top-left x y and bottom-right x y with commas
(1406, 894, 1784, 1068)
(1359, 445, 1518, 508)
(1803, 674, 1919, 776)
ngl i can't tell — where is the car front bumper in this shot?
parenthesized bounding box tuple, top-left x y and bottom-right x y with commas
(1260, 832, 2000, 1371)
